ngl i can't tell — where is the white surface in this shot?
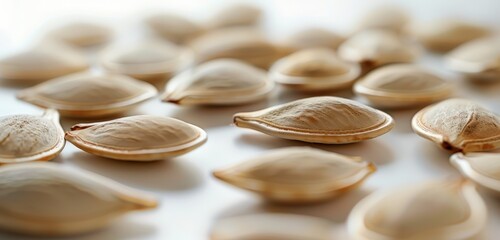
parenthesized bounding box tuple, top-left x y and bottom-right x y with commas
(0, 0, 499, 239)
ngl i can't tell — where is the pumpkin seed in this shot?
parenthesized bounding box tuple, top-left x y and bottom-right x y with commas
(65, 115, 207, 161)
(211, 213, 335, 240)
(17, 72, 157, 118)
(452, 152, 500, 196)
(0, 162, 157, 236)
(233, 96, 394, 144)
(348, 180, 487, 240)
(46, 22, 112, 47)
(189, 28, 284, 69)
(338, 29, 418, 70)
(412, 99, 500, 152)
(409, 19, 490, 52)
(100, 39, 192, 82)
(0, 43, 88, 82)
(281, 27, 345, 52)
(145, 13, 204, 44)
(162, 59, 273, 105)
(209, 4, 262, 29)
(356, 6, 410, 34)
(354, 64, 453, 108)
(213, 147, 375, 203)
(446, 36, 500, 82)
(270, 48, 361, 92)
(0, 109, 64, 164)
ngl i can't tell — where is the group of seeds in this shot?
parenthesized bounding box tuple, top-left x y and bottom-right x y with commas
(0, 3, 499, 239)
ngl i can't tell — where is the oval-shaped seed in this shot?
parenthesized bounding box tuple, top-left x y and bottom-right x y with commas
(281, 27, 345, 52)
(233, 96, 394, 144)
(338, 29, 418, 70)
(0, 162, 157, 236)
(354, 64, 453, 108)
(65, 115, 207, 161)
(0, 109, 64, 164)
(446, 36, 500, 82)
(208, 4, 262, 29)
(17, 72, 157, 118)
(412, 99, 500, 152)
(162, 59, 273, 105)
(356, 6, 410, 34)
(189, 28, 284, 69)
(100, 39, 192, 82)
(451, 152, 500, 196)
(145, 13, 204, 44)
(270, 48, 360, 92)
(211, 213, 335, 240)
(409, 19, 490, 52)
(213, 147, 375, 203)
(46, 22, 112, 47)
(348, 180, 487, 240)
(0, 43, 88, 82)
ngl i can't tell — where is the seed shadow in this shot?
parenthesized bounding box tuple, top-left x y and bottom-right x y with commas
(66, 151, 203, 192)
(236, 133, 394, 166)
(169, 100, 271, 129)
(417, 139, 455, 172)
(214, 187, 373, 224)
(0, 219, 157, 240)
(385, 108, 421, 134)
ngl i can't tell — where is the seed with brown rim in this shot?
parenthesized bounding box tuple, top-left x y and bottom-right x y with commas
(412, 98, 500, 152)
(233, 96, 394, 144)
(65, 115, 207, 161)
(17, 72, 157, 118)
(348, 180, 487, 240)
(0, 162, 157, 236)
(213, 147, 375, 203)
(0, 109, 64, 164)
(354, 64, 453, 108)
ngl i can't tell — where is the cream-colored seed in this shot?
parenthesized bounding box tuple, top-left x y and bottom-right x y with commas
(17, 72, 157, 118)
(209, 4, 262, 29)
(65, 115, 207, 161)
(452, 152, 500, 196)
(0, 110, 64, 164)
(234, 96, 394, 144)
(145, 13, 204, 44)
(100, 39, 191, 82)
(281, 27, 345, 51)
(211, 213, 335, 240)
(409, 19, 490, 52)
(356, 6, 410, 34)
(446, 36, 500, 82)
(213, 147, 375, 203)
(412, 99, 500, 152)
(348, 180, 487, 240)
(46, 22, 112, 47)
(162, 59, 273, 105)
(354, 64, 453, 108)
(338, 29, 418, 70)
(0, 43, 88, 82)
(0, 162, 157, 236)
(189, 28, 284, 69)
(270, 48, 360, 91)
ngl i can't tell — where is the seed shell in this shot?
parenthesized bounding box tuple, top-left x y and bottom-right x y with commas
(213, 147, 375, 203)
(233, 96, 394, 144)
(0, 109, 64, 164)
(65, 115, 207, 161)
(0, 162, 157, 236)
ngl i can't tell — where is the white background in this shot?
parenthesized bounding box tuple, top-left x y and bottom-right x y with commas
(0, 0, 499, 239)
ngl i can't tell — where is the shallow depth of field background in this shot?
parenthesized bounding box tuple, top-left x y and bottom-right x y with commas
(0, 0, 499, 239)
